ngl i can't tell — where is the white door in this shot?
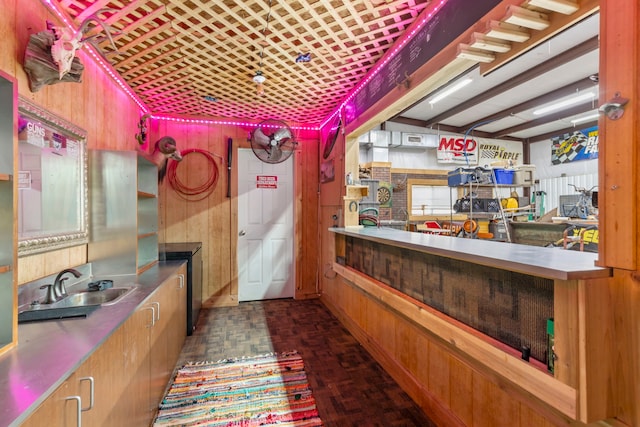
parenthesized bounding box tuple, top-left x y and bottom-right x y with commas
(237, 149, 294, 301)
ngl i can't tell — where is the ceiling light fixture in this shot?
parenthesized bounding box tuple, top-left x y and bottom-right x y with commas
(486, 21, 530, 42)
(457, 46, 495, 63)
(253, 0, 273, 97)
(469, 33, 511, 53)
(533, 92, 596, 115)
(429, 78, 473, 105)
(253, 71, 266, 96)
(570, 111, 600, 124)
(528, 0, 579, 15)
(504, 5, 550, 30)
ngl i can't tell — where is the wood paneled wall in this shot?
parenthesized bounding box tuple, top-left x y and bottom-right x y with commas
(321, 273, 567, 427)
(5, 0, 321, 304)
(155, 120, 320, 305)
(5, 0, 141, 284)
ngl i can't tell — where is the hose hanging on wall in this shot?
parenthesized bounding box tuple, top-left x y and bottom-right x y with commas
(166, 148, 220, 201)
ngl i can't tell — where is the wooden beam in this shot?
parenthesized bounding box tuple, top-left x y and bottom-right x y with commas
(598, 0, 639, 271)
(456, 76, 598, 131)
(480, 0, 600, 74)
(527, 120, 598, 143)
(488, 101, 595, 138)
(421, 36, 598, 128)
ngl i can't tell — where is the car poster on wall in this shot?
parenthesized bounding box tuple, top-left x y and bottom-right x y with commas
(551, 126, 598, 165)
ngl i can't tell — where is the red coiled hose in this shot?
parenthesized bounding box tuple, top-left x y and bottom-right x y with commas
(166, 148, 220, 201)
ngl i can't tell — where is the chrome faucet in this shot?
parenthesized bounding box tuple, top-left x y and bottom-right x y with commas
(52, 268, 82, 300)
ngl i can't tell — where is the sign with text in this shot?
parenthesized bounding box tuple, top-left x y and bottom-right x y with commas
(551, 126, 598, 164)
(437, 135, 479, 165)
(256, 175, 278, 189)
(437, 134, 523, 166)
(18, 171, 31, 189)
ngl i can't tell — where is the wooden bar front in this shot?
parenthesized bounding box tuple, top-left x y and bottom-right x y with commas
(325, 227, 613, 426)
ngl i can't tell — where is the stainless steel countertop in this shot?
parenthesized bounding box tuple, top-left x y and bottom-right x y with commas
(0, 261, 186, 427)
(330, 227, 611, 280)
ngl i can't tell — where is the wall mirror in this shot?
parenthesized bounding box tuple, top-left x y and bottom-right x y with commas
(17, 96, 88, 256)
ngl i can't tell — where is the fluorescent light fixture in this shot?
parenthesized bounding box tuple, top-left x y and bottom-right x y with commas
(528, 0, 579, 15)
(486, 21, 530, 42)
(570, 112, 600, 124)
(469, 33, 511, 53)
(457, 45, 495, 63)
(504, 5, 550, 30)
(533, 92, 596, 115)
(429, 78, 473, 105)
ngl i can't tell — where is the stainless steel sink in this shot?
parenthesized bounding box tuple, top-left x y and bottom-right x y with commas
(18, 305, 100, 323)
(18, 287, 135, 323)
(59, 287, 135, 307)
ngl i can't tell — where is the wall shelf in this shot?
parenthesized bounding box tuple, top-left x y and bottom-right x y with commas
(138, 232, 158, 240)
(137, 156, 158, 274)
(449, 178, 536, 241)
(137, 190, 156, 198)
(345, 184, 369, 199)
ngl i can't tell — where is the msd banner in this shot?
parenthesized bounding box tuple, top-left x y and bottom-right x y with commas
(437, 135, 523, 165)
(437, 135, 478, 165)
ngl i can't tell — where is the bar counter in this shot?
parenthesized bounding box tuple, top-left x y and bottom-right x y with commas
(329, 226, 611, 280)
(327, 226, 613, 421)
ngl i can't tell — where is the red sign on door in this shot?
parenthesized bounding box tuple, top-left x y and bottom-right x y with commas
(256, 175, 278, 189)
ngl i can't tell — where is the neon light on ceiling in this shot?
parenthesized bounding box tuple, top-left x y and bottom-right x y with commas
(152, 115, 318, 131)
(44, 0, 447, 131)
(44, 0, 149, 113)
(321, 0, 450, 130)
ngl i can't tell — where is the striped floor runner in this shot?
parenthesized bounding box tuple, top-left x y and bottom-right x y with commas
(154, 351, 323, 426)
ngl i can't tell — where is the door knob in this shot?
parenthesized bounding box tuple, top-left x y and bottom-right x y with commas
(239, 230, 246, 236)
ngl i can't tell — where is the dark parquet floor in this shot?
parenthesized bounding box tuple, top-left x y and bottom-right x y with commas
(174, 298, 438, 427)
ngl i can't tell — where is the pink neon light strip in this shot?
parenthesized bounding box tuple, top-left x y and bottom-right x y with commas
(321, 0, 449, 129)
(43, 0, 149, 113)
(151, 115, 318, 131)
(43, 0, 447, 130)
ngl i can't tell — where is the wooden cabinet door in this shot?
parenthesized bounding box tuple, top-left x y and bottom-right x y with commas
(21, 372, 82, 427)
(168, 271, 187, 361)
(79, 321, 125, 426)
(148, 280, 171, 416)
(115, 301, 154, 426)
(148, 268, 187, 419)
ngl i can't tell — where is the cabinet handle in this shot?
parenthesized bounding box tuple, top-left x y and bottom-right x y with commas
(65, 395, 82, 427)
(143, 306, 155, 327)
(79, 376, 94, 411)
(178, 274, 184, 289)
(151, 301, 160, 322)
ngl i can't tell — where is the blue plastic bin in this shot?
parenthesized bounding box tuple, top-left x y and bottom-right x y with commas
(493, 168, 514, 185)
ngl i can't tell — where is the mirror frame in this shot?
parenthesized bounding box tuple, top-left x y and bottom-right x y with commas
(17, 96, 88, 256)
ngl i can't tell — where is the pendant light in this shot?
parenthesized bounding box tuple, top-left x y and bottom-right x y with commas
(253, 0, 272, 97)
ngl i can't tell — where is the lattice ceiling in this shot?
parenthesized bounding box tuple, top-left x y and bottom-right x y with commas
(54, 0, 431, 125)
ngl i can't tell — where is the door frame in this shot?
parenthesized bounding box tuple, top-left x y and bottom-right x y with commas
(236, 148, 295, 301)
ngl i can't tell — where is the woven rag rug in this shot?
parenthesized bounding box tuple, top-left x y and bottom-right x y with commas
(153, 351, 323, 426)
